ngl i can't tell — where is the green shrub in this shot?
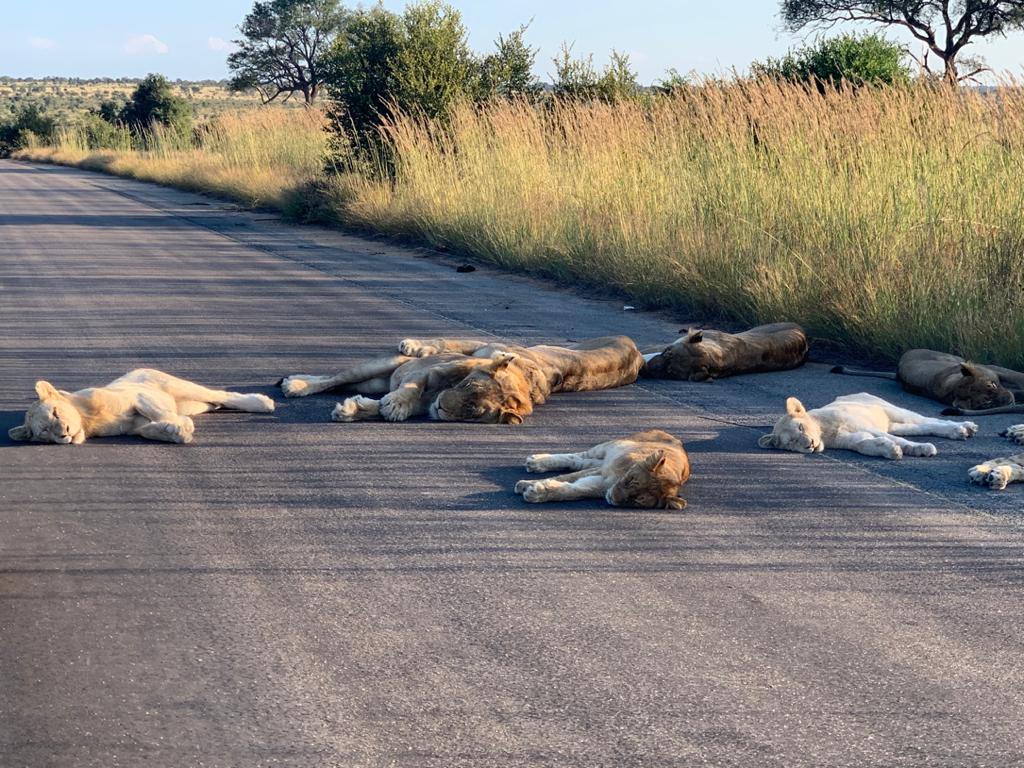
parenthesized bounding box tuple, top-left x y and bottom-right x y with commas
(751, 33, 910, 88)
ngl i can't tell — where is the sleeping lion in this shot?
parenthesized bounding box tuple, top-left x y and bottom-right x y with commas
(642, 322, 808, 381)
(758, 392, 978, 459)
(514, 430, 690, 509)
(832, 349, 1024, 416)
(969, 425, 1024, 490)
(280, 336, 643, 424)
(7, 369, 274, 445)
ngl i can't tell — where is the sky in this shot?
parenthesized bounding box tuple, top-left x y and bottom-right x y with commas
(2, 0, 1023, 84)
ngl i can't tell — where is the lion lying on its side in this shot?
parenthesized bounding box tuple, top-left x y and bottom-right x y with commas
(280, 336, 643, 424)
(969, 425, 1024, 490)
(514, 430, 690, 509)
(7, 369, 274, 445)
(642, 323, 808, 381)
(758, 392, 977, 459)
(832, 349, 1024, 415)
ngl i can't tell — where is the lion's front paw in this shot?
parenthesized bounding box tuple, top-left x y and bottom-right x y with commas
(514, 480, 533, 495)
(331, 398, 359, 422)
(249, 394, 276, 412)
(970, 463, 1012, 490)
(380, 392, 415, 422)
(281, 375, 312, 398)
(952, 422, 978, 440)
(522, 483, 550, 503)
(398, 339, 440, 357)
(1002, 424, 1024, 445)
(905, 442, 938, 458)
(525, 454, 551, 473)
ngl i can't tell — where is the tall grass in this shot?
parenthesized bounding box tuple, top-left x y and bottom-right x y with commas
(16, 83, 1024, 366)
(19, 108, 330, 208)
(333, 82, 1024, 366)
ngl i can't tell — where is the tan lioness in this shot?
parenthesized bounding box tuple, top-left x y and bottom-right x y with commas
(758, 392, 977, 459)
(641, 322, 808, 381)
(7, 369, 275, 445)
(514, 430, 690, 509)
(832, 349, 1024, 416)
(969, 425, 1024, 490)
(280, 336, 643, 424)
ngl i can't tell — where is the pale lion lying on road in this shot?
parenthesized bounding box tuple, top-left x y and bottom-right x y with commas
(514, 430, 690, 509)
(969, 425, 1024, 490)
(280, 336, 643, 425)
(7, 369, 274, 445)
(758, 392, 977, 459)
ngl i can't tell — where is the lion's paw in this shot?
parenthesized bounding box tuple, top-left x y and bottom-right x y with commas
(952, 422, 978, 440)
(968, 463, 991, 484)
(1001, 424, 1024, 445)
(245, 393, 276, 412)
(905, 442, 938, 458)
(514, 480, 533, 495)
(522, 483, 550, 503)
(331, 398, 359, 422)
(525, 454, 551, 473)
(380, 392, 415, 422)
(398, 339, 439, 357)
(281, 375, 313, 398)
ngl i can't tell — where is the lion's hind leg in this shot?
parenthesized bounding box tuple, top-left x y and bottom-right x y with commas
(525, 440, 613, 474)
(157, 376, 274, 414)
(969, 454, 1024, 490)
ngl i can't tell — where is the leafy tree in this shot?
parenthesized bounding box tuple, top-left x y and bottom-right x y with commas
(751, 33, 911, 87)
(228, 0, 346, 104)
(479, 24, 541, 100)
(391, 0, 478, 119)
(323, 1, 483, 142)
(0, 104, 56, 156)
(119, 74, 193, 135)
(779, 0, 1024, 83)
(552, 45, 640, 102)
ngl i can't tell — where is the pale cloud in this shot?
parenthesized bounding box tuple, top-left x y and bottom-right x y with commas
(207, 36, 235, 53)
(124, 33, 169, 55)
(29, 36, 57, 50)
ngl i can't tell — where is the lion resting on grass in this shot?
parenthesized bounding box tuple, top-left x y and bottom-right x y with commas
(641, 323, 808, 381)
(758, 392, 977, 459)
(969, 425, 1024, 490)
(832, 349, 1024, 416)
(280, 336, 643, 424)
(7, 369, 274, 445)
(514, 430, 690, 509)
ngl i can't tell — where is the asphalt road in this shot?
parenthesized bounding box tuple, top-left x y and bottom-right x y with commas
(2, 159, 1023, 768)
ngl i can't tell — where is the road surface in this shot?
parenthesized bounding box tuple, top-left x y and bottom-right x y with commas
(2, 159, 1023, 767)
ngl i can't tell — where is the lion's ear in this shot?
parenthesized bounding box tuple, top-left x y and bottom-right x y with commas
(645, 450, 666, 471)
(686, 329, 703, 344)
(490, 352, 516, 371)
(785, 397, 806, 417)
(960, 363, 976, 378)
(34, 381, 63, 401)
(8, 425, 30, 441)
(758, 434, 777, 449)
(499, 409, 524, 425)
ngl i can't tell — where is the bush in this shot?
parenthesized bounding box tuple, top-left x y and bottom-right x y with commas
(118, 74, 193, 136)
(0, 104, 56, 156)
(552, 45, 640, 102)
(751, 33, 910, 88)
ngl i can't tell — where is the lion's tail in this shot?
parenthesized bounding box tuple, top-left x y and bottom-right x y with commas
(830, 365, 898, 380)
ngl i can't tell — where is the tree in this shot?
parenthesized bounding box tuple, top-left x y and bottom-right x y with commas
(780, 0, 1024, 83)
(552, 45, 640, 102)
(119, 74, 193, 135)
(479, 24, 541, 100)
(751, 32, 911, 87)
(228, 0, 346, 104)
(0, 103, 55, 156)
(323, 1, 482, 141)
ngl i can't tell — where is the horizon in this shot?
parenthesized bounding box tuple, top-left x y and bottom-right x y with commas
(2, 1, 1023, 86)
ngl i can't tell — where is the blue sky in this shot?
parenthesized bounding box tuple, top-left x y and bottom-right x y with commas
(3, 0, 1023, 83)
